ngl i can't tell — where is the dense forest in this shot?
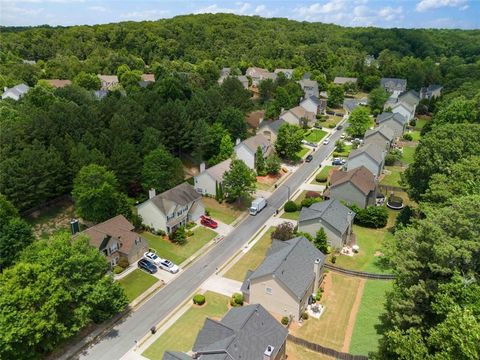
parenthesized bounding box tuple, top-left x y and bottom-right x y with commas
(0, 14, 479, 359)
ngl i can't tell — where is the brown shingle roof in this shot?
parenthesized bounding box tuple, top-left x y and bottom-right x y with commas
(329, 166, 376, 195)
(289, 106, 316, 121)
(141, 74, 155, 82)
(44, 79, 72, 88)
(246, 110, 265, 129)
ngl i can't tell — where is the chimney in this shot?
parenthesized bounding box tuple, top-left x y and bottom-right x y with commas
(313, 258, 322, 294)
(149, 188, 156, 199)
(263, 345, 275, 360)
(200, 162, 206, 173)
(70, 219, 80, 235)
(235, 138, 241, 146)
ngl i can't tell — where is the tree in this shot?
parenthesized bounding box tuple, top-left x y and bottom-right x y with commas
(368, 87, 389, 115)
(265, 154, 281, 174)
(73, 71, 101, 90)
(346, 107, 371, 137)
(141, 147, 184, 194)
(432, 97, 479, 126)
(222, 159, 256, 202)
(258, 78, 276, 103)
(255, 146, 266, 175)
(119, 70, 142, 92)
(217, 107, 247, 140)
(171, 225, 187, 244)
(220, 77, 251, 111)
(109, 140, 142, 194)
(208, 133, 233, 166)
(72, 164, 132, 223)
(275, 123, 303, 160)
(0, 232, 128, 359)
(327, 85, 344, 108)
(314, 227, 329, 253)
(271, 222, 295, 241)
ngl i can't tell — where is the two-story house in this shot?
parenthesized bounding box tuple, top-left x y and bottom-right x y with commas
(97, 74, 119, 91)
(298, 79, 319, 98)
(279, 106, 316, 128)
(194, 159, 231, 196)
(246, 67, 277, 87)
(364, 125, 395, 150)
(380, 78, 407, 96)
(346, 143, 386, 178)
(300, 95, 327, 115)
(2, 84, 29, 101)
(234, 133, 273, 170)
(376, 112, 408, 138)
(420, 84, 442, 100)
(258, 119, 286, 143)
(137, 183, 204, 234)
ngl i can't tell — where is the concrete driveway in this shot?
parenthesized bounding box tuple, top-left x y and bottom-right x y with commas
(201, 275, 243, 297)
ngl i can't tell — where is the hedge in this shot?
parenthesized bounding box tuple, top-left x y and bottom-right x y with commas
(193, 294, 206, 305)
(284, 200, 297, 212)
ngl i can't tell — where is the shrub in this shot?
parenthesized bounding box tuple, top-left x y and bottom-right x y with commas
(305, 191, 321, 199)
(314, 290, 322, 301)
(301, 197, 322, 208)
(113, 266, 124, 274)
(409, 118, 417, 127)
(281, 316, 289, 325)
(284, 200, 297, 212)
(155, 229, 166, 236)
(301, 312, 309, 320)
(205, 209, 211, 216)
(271, 222, 295, 241)
(403, 133, 413, 141)
(193, 294, 206, 305)
(331, 254, 337, 264)
(328, 123, 336, 128)
(230, 293, 244, 307)
(384, 154, 397, 166)
(186, 221, 196, 229)
(171, 226, 187, 245)
(354, 206, 389, 228)
(118, 257, 129, 269)
(315, 174, 328, 183)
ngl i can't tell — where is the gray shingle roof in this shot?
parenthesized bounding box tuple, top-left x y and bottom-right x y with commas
(364, 125, 395, 142)
(1, 83, 30, 100)
(381, 78, 407, 91)
(205, 159, 232, 182)
(236, 133, 272, 155)
(348, 143, 386, 165)
(399, 90, 420, 108)
(334, 77, 358, 85)
(192, 304, 287, 360)
(299, 199, 355, 235)
(376, 112, 407, 127)
(162, 351, 192, 360)
(247, 237, 326, 299)
(259, 119, 286, 135)
(148, 183, 201, 214)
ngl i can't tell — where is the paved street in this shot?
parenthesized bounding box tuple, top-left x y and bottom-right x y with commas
(76, 121, 347, 360)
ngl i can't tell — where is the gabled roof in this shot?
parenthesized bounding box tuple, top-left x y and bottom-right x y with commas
(301, 95, 321, 106)
(147, 183, 201, 215)
(398, 90, 420, 108)
(203, 159, 232, 182)
(248, 237, 326, 299)
(329, 166, 376, 196)
(97, 74, 119, 83)
(348, 143, 386, 165)
(163, 352, 192, 360)
(192, 304, 287, 360)
(245, 110, 265, 128)
(283, 106, 316, 122)
(299, 199, 355, 235)
(259, 119, 286, 135)
(141, 74, 155, 82)
(299, 79, 318, 88)
(380, 78, 407, 90)
(220, 68, 231, 77)
(391, 100, 415, 114)
(376, 112, 407, 127)
(333, 77, 357, 85)
(274, 68, 294, 75)
(427, 84, 442, 92)
(364, 125, 395, 143)
(44, 79, 72, 88)
(2, 83, 30, 99)
(236, 133, 272, 155)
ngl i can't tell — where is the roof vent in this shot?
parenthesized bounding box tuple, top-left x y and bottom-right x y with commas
(263, 345, 275, 360)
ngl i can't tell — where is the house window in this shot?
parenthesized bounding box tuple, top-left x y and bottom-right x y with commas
(266, 287, 273, 295)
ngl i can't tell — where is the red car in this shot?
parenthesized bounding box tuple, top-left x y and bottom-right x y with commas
(201, 215, 218, 229)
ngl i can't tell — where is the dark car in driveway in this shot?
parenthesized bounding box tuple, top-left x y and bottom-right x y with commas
(138, 259, 157, 274)
(305, 154, 314, 162)
(337, 125, 343, 130)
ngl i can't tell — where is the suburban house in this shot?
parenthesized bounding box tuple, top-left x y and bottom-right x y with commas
(346, 143, 386, 178)
(300, 95, 327, 115)
(79, 215, 148, 267)
(398, 90, 420, 112)
(364, 125, 395, 150)
(389, 101, 415, 122)
(298, 78, 319, 98)
(246, 67, 277, 86)
(245, 110, 265, 129)
(258, 119, 286, 143)
(164, 304, 288, 360)
(380, 78, 407, 96)
(139, 73, 155, 87)
(2, 84, 29, 101)
(98, 74, 119, 90)
(376, 112, 408, 138)
(274, 68, 294, 79)
(279, 106, 316, 127)
(234, 133, 273, 170)
(333, 77, 358, 86)
(298, 199, 355, 249)
(420, 84, 442, 100)
(218, 68, 249, 89)
(137, 183, 204, 234)
(194, 159, 231, 196)
(22, 59, 36, 65)
(324, 166, 377, 209)
(44, 79, 72, 88)
(241, 237, 326, 321)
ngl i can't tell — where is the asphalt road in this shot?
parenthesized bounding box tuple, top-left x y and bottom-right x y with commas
(77, 121, 347, 360)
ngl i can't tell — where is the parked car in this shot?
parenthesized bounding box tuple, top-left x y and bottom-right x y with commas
(144, 251, 162, 266)
(305, 154, 313, 162)
(200, 215, 218, 229)
(323, 138, 330, 145)
(340, 133, 346, 139)
(138, 258, 157, 274)
(159, 259, 179, 274)
(332, 158, 346, 165)
(337, 125, 343, 130)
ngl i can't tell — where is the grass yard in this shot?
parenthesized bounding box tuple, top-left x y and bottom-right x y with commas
(26, 198, 76, 239)
(415, 116, 430, 130)
(280, 190, 313, 221)
(304, 129, 327, 143)
(286, 341, 335, 360)
(290, 272, 362, 351)
(334, 225, 392, 274)
(401, 146, 416, 165)
(142, 226, 217, 265)
(256, 173, 284, 191)
(380, 166, 404, 187)
(296, 146, 310, 159)
(142, 291, 229, 360)
(409, 130, 421, 141)
(322, 115, 343, 128)
(118, 269, 159, 302)
(333, 144, 353, 158)
(224, 227, 275, 281)
(349, 280, 392, 356)
(310, 166, 334, 184)
(203, 197, 246, 224)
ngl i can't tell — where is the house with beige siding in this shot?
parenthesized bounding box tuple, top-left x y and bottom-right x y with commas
(279, 106, 316, 127)
(300, 95, 327, 115)
(298, 199, 355, 249)
(234, 133, 272, 170)
(194, 159, 231, 196)
(97, 74, 119, 90)
(258, 119, 286, 143)
(364, 125, 395, 150)
(137, 183, 204, 234)
(163, 304, 288, 360)
(346, 143, 386, 178)
(241, 237, 326, 321)
(376, 112, 408, 138)
(246, 67, 277, 86)
(324, 166, 377, 209)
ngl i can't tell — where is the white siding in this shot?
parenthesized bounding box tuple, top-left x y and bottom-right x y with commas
(234, 144, 255, 169)
(189, 201, 205, 222)
(194, 172, 217, 196)
(391, 104, 413, 121)
(347, 155, 381, 178)
(137, 201, 167, 232)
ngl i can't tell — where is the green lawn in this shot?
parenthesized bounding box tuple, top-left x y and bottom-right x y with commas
(409, 130, 421, 141)
(142, 226, 217, 265)
(304, 129, 327, 143)
(380, 166, 403, 187)
(415, 117, 429, 130)
(333, 144, 353, 157)
(142, 291, 229, 360)
(224, 227, 275, 281)
(203, 197, 246, 224)
(401, 146, 416, 165)
(280, 190, 314, 221)
(334, 225, 393, 274)
(350, 280, 393, 356)
(118, 269, 159, 302)
(311, 166, 334, 184)
(296, 146, 310, 159)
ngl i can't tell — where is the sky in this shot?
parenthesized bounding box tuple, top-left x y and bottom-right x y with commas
(0, 0, 478, 29)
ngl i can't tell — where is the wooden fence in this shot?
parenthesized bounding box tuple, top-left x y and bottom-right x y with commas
(288, 334, 369, 360)
(325, 264, 396, 280)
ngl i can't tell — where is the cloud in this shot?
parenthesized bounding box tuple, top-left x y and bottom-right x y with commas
(194, 2, 274, 17)
(87, 6, 106, 12)
(119, 9, 170, 21)
(416, 0, 468, 12)
(378, 6, 403, 21)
